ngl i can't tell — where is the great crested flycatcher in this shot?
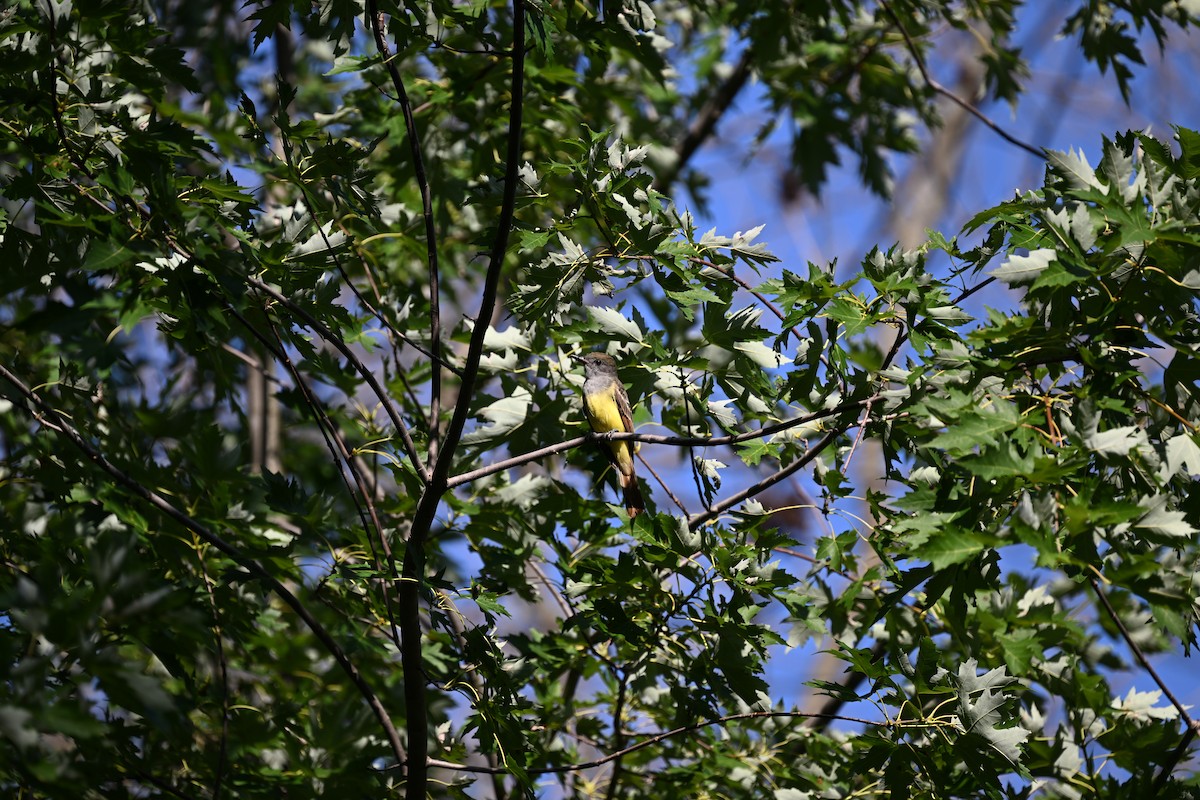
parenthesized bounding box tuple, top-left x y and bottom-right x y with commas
(574, 352, 646, 518)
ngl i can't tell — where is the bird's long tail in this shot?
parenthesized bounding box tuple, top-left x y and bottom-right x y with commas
(620, 472, 645, 519)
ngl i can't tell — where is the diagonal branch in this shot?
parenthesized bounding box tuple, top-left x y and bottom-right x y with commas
(0, 362, 408, 769)
(687, 425, 846, 531)
(879, 0, 1042, 159)
(367, 0, 444, 458)
(1091, 577, 1198, 791)
(240, 295, 405, 652)
(247, 276, 429, 485)
(636, 451, 691, 516)
(224, 294, 403, 652)
(652, 46, 755, 193)
(684, 308, 910, 531)
(1090, 577, 1193, 729)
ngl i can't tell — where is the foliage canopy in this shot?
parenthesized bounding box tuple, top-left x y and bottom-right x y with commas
(2, 1, 1200, 798)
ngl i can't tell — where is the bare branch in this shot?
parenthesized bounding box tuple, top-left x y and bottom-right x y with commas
(652, 47, 755, 193)
(879, 0, 1043, 159)
(446, 395, 880, 489)
(1091, 576, 1198, 791)
(687, 425, 845, 531)
(247, 276, 429, 485)
(251, 300, 405, 651)
(636, 451, 691, 517)
(1155, 729, 1198, 796)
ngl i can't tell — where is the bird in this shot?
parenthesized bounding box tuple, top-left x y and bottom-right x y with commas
(574, 352, 646, 518)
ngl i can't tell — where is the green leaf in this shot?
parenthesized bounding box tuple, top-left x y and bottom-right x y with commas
(930, 404, 1020, 454)
(953, 659, 1029, 765)
(1135, 495, 1197, 539)
(82, 240, 136, 271)
(913, 530, 987, 570)
(1046, 147, 1101, 191)
(587, 305, 645, 342)
(987, 248, 1057, 285)
(461, 389, 534, 446)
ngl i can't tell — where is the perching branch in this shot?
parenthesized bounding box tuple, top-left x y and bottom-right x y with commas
(426, 710, 883, 775)
(446, 394, 882, 489)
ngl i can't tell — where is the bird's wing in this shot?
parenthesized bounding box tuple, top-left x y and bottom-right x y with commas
(615, 383, 635, 435)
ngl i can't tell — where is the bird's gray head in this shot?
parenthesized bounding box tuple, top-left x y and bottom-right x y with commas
(575, 352, 618, 378)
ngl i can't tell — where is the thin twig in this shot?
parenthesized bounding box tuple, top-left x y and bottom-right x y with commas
(342, 246, 463, 376)
(637, 452, 689, 516)
(528, 559, 574, 620)
(1090, 578, 1198, 785)
(879, 0, 1043, 159)
(275, 136, 459, 378)
(245, 296, 404, 652)
(246, 276, 429, 485)
(840, 397, 875, 474)
(687, 426, 845, 531)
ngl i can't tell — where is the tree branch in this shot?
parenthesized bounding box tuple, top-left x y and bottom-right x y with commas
(446, 395, 881, 489)
(652, 46, 755, 193)
(245, 297, 404, 651)
(636, 451, 691, 517)
(1091, 577, 1198, 791)
(398, 3, 527, 797)
(687, 425, 846, 531)
(427, 710, 883, 775)
(367, 0, 444, 458)
(246, 276, 429, 485)
(1090, 578, 1194, 729)
(879, 0, 1043, 159)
